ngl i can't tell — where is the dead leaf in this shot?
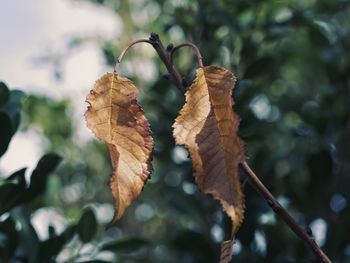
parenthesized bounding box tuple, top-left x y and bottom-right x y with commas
(220, 239, 236, 263)
(85, 73, 153, 224)
(173, 66, 245, 262)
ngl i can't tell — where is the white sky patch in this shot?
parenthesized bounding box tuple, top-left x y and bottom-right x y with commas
(249, 94, 271, 120)
(31, 207, 68, 240)
(310, 218, 328, 247)
(0, 0, 123, 172)
(172, 145, 189, 164)
(210, 224, 224, 242)
(92, 203, 114, 224)
(135, 203, 155, 222)
(0, 129, 45, 176)
(232, 239, 242, 255)
(252, 230, 267, 256)
(0, 0, 122, 95)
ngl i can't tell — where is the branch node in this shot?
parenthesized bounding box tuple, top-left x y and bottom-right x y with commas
(306, 227, 314, 238)
(162, 73, 171, 81)
(147, 32, 185, 93)
(166, 43, 174, 52)
(150, 32, 159, 42)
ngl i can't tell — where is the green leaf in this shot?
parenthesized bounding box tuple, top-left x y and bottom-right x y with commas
(37, 235, 66, 263)
(0, 111, 14, 157)
(0, 182, 26, 215)
(36, 226, 76, 263)
(77, 208, 97, 243)
(100, 238, 150, 253)
(0, 216, 19, 261)
(0, 168, 27, 215)
(0, 82, 10, 108)
(7, 167, 27, 186)
(27, 153, 62, 198)
(313, 20, 336, 44)
(11, 207, 40, 263)
(48, 225, 56, 238)
(2, 89, 25, 132)
(0, 155, 61, 215)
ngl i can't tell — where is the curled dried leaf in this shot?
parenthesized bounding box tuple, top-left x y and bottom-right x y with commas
(173, 66, 245, 262)
(220, 239, 235, 263)
(85, 73, 153, 224)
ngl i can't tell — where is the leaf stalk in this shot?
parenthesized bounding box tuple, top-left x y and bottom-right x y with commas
(114, 39, 153, 74)
(171, 42, 204, 68)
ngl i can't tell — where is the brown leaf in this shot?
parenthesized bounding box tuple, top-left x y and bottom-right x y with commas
(220, 239, 235, 263)
(173, 66, 245, 261)
(85, 73, 153, 224)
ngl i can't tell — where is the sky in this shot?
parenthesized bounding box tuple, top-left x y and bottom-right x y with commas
(0, 0, 122, 175)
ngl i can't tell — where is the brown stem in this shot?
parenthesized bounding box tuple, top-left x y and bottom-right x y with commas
(149, 32, 186, 93)
(241, 162, 332, 263)
(114, 39, 153, 74)
(171, 42, 204, 68)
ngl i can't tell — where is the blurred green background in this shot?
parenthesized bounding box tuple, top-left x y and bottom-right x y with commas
(1, 0, 349, 262)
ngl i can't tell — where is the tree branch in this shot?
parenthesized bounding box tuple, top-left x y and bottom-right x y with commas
(241, 162, 332, 263)
(149, 32, 186, 94)
(145, 32, 332, 263)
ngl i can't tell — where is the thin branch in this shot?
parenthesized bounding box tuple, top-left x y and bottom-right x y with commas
(148, 32, 186, 93)
(114, 39, 153, 75)
(171, 42, 204, 68)
(114, 33, 189, 94)
(241, 162, 332, 263)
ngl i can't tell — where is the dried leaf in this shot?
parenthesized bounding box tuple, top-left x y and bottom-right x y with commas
(173, 66, 245, 261)
(220, 239, 235, 263)
(85, 73, 153, 224)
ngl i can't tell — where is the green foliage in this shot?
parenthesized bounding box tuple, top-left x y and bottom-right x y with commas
(100, 238, 150, 253)
(36, 226, 76, 263)
(0, 154, 62, 216)
(77, 208, 98, 243)
(0, 82, 24, 157)
(1, 0, 350, 262)
(0, 83, 10, 107)
(0, 112, 13, 157)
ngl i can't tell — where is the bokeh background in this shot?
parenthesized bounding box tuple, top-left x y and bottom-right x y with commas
(0, 0, 349, 262)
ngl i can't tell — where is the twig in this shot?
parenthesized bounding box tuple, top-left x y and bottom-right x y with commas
(114, 33, 195, 94)
(149, 32, 186, 93)
(114, 39, 153, 74)
(142, 32, 332, 263)
(171, 42, 204, 68)
(241, 162, 332, 263)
